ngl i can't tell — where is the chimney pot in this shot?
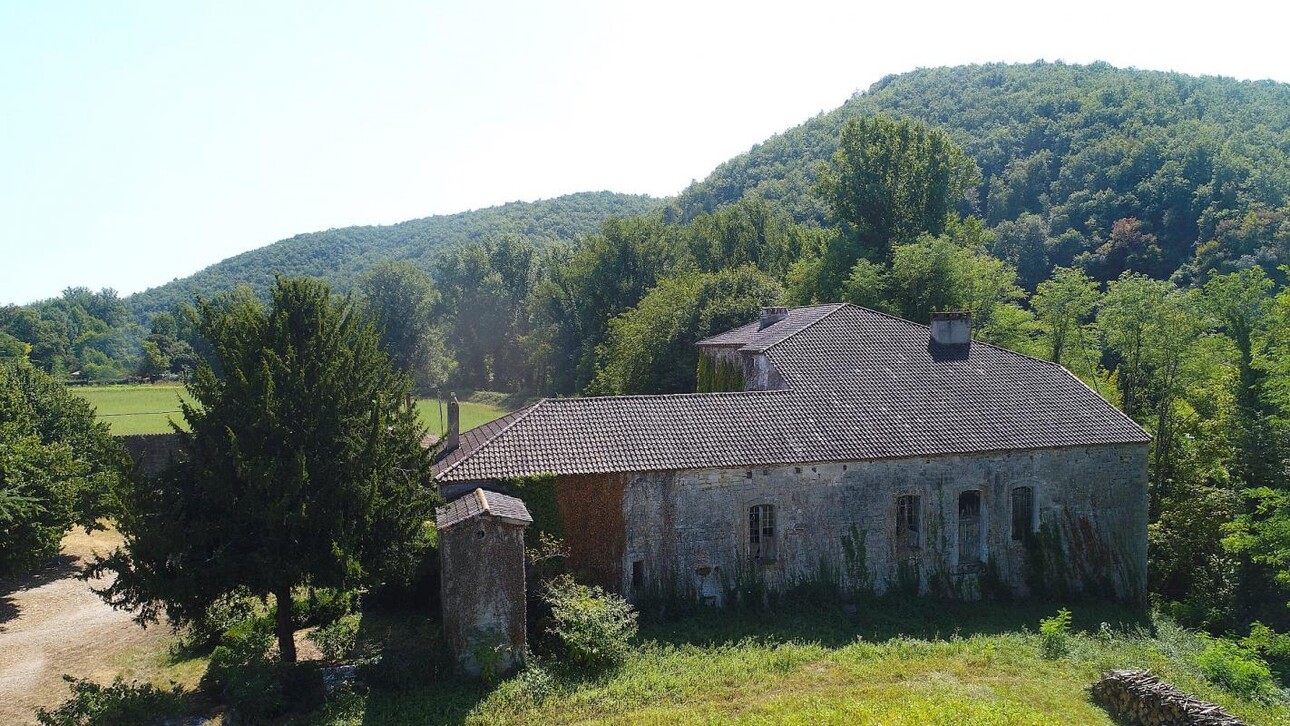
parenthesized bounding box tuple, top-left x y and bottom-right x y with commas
(930, 311, 972, 347)
(759, 306, 789, 330)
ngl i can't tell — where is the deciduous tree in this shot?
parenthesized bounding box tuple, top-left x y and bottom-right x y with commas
(0, 359, 126, 578)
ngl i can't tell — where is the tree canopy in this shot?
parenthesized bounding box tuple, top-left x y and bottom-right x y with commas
(0, 358, 126, 577)
(90, 277, 436, 662)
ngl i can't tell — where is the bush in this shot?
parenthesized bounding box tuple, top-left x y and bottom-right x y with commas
(296, 587, 358, 628)
(541, 574, 638, 669)
(307, 613, 361, 661)
(174, 591, 259, 653)
(1242, 621, 1290, 670)
(203, 620, 284, 721)
(35, 675, 183, 726)
(1194, 636, 1275, 699)
(1039, 608, 1073, 659)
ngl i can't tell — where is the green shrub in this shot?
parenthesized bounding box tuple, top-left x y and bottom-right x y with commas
(1194, 636, 1275, 699)
(296, 587, 358, 628)
(541, 574, 638, 669)
(203, 620, 284, 721)
(174, 591, 259, 653)
(35, 675, 183, 726)
(307, 613, 362, 661)
(1242, 621, 1290, 669)
(1039, 608, 1073, 659)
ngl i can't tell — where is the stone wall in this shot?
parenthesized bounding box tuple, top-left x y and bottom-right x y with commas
(554, 473, 628, 591)
(439, 514, 528, 676)
(118, 433, 185, 477)
(606, 443, 1147, 604)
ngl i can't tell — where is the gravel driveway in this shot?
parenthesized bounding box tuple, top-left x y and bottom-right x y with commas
(0, 527, 166, 725)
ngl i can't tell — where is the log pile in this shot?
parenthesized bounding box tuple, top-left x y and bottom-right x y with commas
(1089, 670, 1245, 726)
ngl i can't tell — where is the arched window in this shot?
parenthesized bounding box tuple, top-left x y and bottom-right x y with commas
(749, 504, 777, 561)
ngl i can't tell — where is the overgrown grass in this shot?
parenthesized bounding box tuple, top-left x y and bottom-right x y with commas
(306, 602, 1290, 726)
(72, 383, 510, 436)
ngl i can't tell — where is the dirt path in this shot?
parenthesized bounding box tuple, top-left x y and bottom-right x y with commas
(0, 527, 167, 725)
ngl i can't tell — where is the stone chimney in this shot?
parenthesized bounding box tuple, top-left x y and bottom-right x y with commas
(445, 393, 460, 453)
(759, 306, 789, 330)
(929, 311, 972, 349)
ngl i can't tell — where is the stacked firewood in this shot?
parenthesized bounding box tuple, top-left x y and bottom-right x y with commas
(1089, 670, 1245, 726)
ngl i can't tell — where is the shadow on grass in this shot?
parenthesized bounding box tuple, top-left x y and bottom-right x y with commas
(347, 608, 491, 726)
(639, 595, 1152, 650)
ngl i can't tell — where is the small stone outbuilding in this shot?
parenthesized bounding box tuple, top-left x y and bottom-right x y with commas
(436, 488, 532, 676)
(434, 304, 1151, 605)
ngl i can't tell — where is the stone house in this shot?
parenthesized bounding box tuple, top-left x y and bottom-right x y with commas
(433, 304, 1151, 603)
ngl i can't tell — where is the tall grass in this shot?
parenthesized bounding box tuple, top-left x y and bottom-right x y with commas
(309, 602, 1290, 726)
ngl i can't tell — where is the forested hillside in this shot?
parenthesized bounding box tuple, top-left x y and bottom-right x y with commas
(126, 191, 660, 317)
(673, 61, 1290, 287)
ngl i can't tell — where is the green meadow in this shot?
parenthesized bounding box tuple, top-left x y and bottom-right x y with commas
(72, 383, 509, 437)
(308, 602, 1290, 726)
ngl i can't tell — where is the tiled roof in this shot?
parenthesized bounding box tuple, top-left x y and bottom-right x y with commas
(435, 488, 533, 530)
(434, 305, 1150, 483)
(696, 303, 847, 351)
(434, 404, 536, 471)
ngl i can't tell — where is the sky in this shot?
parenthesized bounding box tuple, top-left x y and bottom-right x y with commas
(2, 0, 1289, 306)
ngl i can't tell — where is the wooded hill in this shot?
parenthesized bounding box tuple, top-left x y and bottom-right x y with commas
(673, 61, 1290, 288)
(134, 61, 1290, 316)
(126, 191, 660, 317)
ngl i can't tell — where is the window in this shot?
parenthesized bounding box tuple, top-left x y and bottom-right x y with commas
(1011, 486, 1034, 541)
(631, 560, 644, 590)
(749, 504, 777, 560)
(896, 495, 921, 552)
(958, 490, 982, 566)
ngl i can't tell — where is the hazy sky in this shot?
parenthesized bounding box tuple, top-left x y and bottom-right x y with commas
(2, 0, 1287, 305)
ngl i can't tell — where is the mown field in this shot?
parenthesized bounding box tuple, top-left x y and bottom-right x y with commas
(70, 383, 510, 437)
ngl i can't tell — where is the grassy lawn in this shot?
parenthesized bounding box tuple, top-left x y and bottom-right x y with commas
(70, 383, 510, 437)
(302, 601, 1290, 726)
(414, 398, 511, 437)
(72, 383, 194, 435)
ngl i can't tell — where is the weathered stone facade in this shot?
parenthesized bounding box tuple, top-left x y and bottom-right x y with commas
(435, 305, 1153, 607)
(567, 443, 1148, 604)
(437, 490, 531, 677)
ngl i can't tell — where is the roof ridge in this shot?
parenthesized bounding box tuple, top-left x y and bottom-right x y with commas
(746, 303, 850, 353)
(435, 399, 549, 480)
(541, 388, 793, 404)
(837, 304, 1084, 370)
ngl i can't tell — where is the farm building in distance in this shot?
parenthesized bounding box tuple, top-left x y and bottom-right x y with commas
(433, 304, 1151, 603)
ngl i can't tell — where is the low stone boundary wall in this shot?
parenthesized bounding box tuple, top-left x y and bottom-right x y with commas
(118, 433, 186, 477)
(1089, 670, 1244, 726)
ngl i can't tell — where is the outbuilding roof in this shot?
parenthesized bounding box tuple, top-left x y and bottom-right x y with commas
(434, 304, 1149, 483)
(435, 488, 533, 530)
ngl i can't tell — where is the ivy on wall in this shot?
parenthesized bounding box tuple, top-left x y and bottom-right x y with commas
(696, 354, 745, 393)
